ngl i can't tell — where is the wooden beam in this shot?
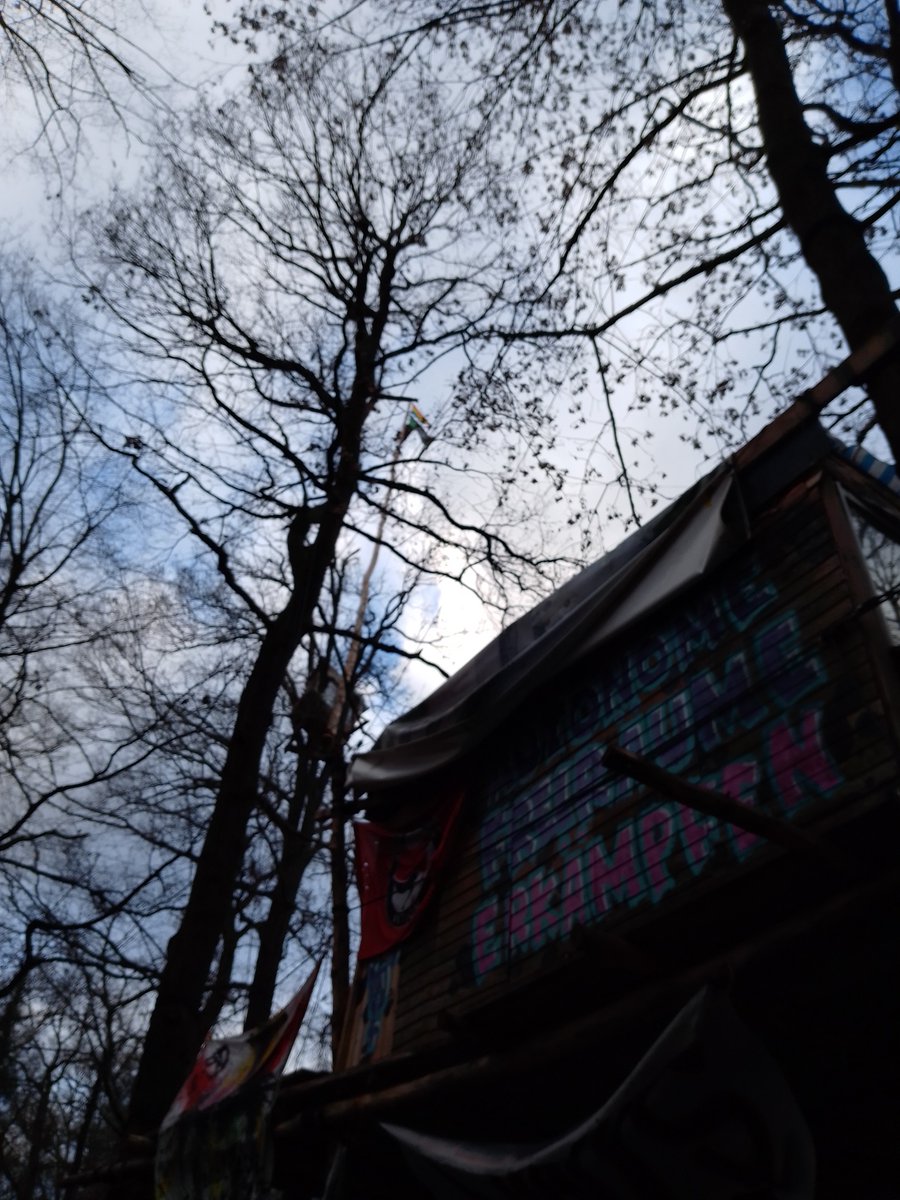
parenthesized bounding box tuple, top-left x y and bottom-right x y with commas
(63, 1157, 154, 1189)
(602, 743, 854, 876)
(732, 316, 900, 470)
(801, 316, 900, 411)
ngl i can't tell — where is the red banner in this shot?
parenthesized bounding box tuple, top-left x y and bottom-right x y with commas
(354, 792, 464, 960)
(160, 960, 320, 1131)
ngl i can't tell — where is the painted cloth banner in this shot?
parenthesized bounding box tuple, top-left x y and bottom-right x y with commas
(155, 961, 320, 1199)
(355, 791, 464, 960)
(155, 1088, 273, 1200)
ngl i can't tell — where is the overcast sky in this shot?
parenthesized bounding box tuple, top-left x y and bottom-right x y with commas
(0, 1, 756, 704)
(0, 1, 246, 231)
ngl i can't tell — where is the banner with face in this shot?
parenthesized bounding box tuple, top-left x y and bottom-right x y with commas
(354, 791, 464, 960)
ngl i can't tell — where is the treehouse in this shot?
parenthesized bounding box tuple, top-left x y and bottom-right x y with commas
(274, 366, 900, 1199)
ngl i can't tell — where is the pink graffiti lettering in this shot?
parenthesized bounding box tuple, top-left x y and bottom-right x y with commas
(472, 898, 501, 982)
(561, 855, 588, 935)
(471, 697, 843, 989)
(720, 761, 763, 860)
(529, 870, 559, 948)
(509, 881, 530, 950)
(637, 804, 678, 903)
(586, 822, 643, 916)
(679, 803, 720, 876)
(769, 710, 840, 813)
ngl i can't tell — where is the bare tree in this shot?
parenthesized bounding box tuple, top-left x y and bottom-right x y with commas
(0, 267, 136, 914)
(0, 265, 209, 1196)
(77, 38, 572, 1133)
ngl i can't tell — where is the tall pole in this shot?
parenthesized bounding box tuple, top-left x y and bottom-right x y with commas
(327, 429, 406, 1057)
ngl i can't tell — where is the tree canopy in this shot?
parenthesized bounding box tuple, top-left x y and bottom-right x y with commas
(327, 0, 900, 456)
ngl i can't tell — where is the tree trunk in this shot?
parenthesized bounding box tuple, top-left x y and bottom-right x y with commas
(243, 754, 321, 1031)
(126, 596, 308, 1132)
(21, 1064, 53, 1200)
(127, 399, 369, 1134)
(722, 0, 900, 460)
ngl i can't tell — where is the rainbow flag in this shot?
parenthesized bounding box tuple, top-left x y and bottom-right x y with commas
(403, 403, 434, 446)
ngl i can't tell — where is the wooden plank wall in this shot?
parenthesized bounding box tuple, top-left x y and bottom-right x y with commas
(348, 477, 900, 1065)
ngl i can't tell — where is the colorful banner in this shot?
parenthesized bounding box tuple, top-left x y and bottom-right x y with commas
(155, 1089, 272, 1200)
(354, 792, 464, 960)
(399, 402, 434, 447)
(155, 961, 320, 1199)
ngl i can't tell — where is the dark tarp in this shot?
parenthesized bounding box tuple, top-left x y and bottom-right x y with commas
(382, 987, 815, 1199)
(351, 469, 737, 793)
(350, 418, 864, 797)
